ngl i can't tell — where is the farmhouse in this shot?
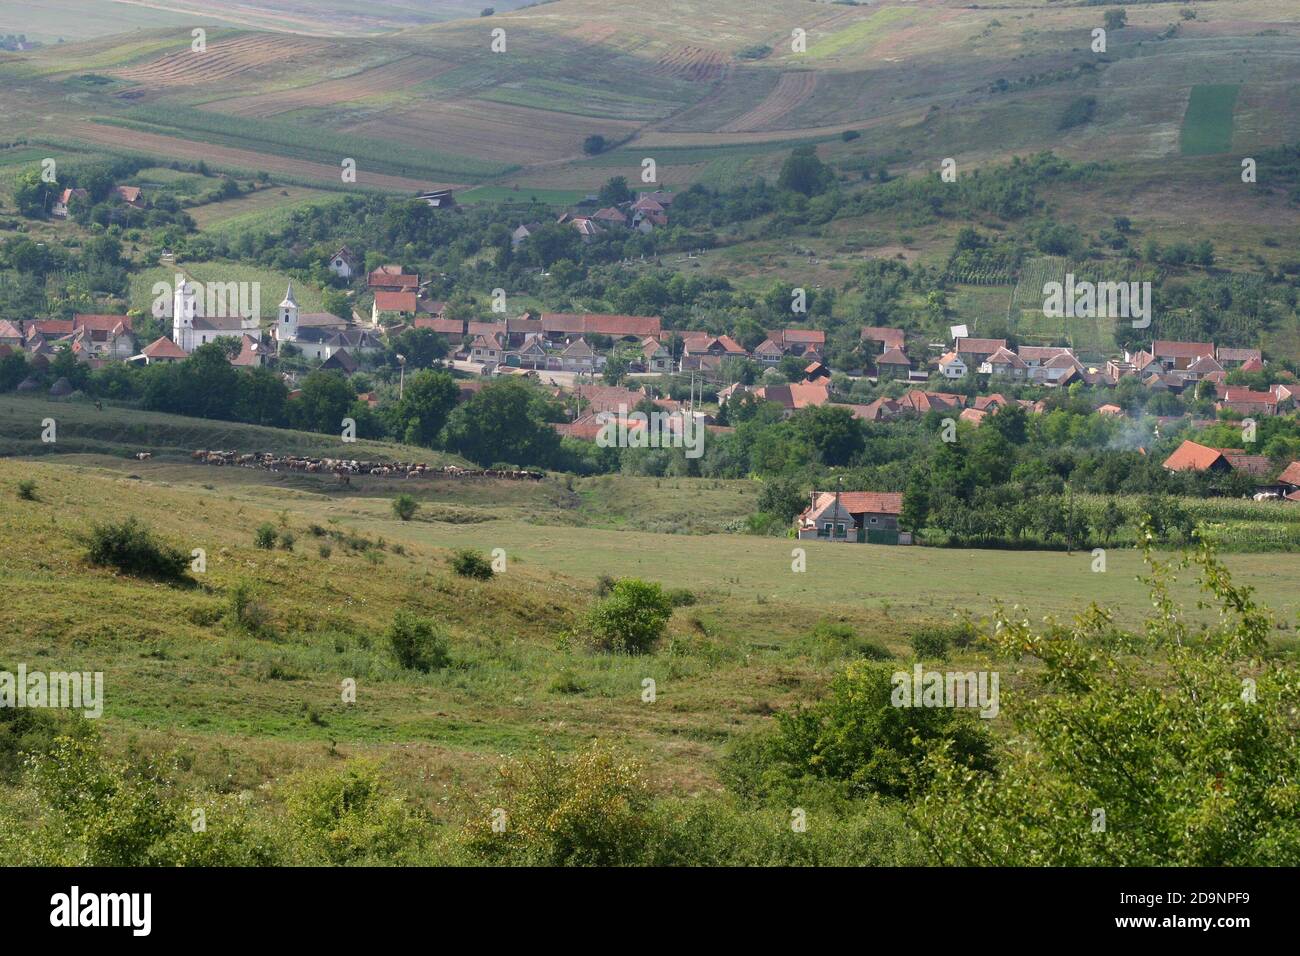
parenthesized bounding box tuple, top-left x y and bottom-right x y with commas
(131, 336, 188, 365)
(372, 290, 418, 323)
(861, 326, 906, 352)
(641, 337, 672, 373)
(1162, 440, 1271, 477)
(368, 265, 419, 292)
(876, 346, 911, 379)
(796, 491, 907, 544)
(327, 246, 361, 280)
(1151, 340, 1214, 371)
(51, 187, 88, 219)
(954, 337, 1007, 367)
(1217, 385, 1287, 417)
(937, 351, 967, 380)
(767, 328, 826, 358)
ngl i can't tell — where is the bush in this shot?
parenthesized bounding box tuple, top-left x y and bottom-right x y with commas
(277, 529, 295, 551)
(463, 744, 652, 865)
(910, 628, 951, 660)
(385, 610, 451, 671)
(81, 517, 190, 583)
(594, 574, 616, 597)
(254, 523, 276, 549)
(392, 494, 418, 521)
(665, 587, 697, 607)
(318, 544, 332, 559)
(733, 660, 995, 801)
(16, 479, 37, 501)
(584, 578, 674, 654)
(226, 580, 272, 637)
(806, 619, 892, 663)
(450, 549, 493, 580)
(283, 761, 422, 865)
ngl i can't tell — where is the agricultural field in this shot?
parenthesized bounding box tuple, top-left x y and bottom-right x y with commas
(186, 185, 345, 233)
(1180, 83, 1240, 156)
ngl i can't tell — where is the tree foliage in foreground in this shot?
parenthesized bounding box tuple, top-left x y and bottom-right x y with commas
(916, 524, 1300, 865)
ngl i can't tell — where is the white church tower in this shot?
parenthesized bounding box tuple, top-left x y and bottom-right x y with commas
(173, 276, 199, 352)
(278, 283, 299, 342)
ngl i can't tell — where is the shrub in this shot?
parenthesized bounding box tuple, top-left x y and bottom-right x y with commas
(277, 529, 295, 551)
(806, 619, 892, 663)
(318, 544, 332, 559)
(16, 479, 37, 501)
(385, 610, 451, 671)
(254, 523, 276, 549)
(585, 578, 674, 654)
(226, 580, 272, 637)
(463, 744, 652, 865)
(392, 494, 418, 521)
(665, 587, 697, 607)
(735, 660, 995, 801)
(910, 628, 951, 660)
(283, 760, 422, 865)
(450, 549, 493, 580)
(594, 573, 616, 597)
(81, 517, 189, 583)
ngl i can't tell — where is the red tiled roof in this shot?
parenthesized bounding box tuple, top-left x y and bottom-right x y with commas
(414, 317, 464, 335)
(1153, 340, 1214, 360)
(1163, 440, 1228, 472)
(861, 326, 905, 349)
(1277, 461, 1300, 487)
(878, 346, 911, 366)
(374, 291, 418, 313)
(955, 337, 1007, 354)
(803, 491, 904, 519)
(542, 313, 661, 337)
(74, 314, 133, 333)
(141, 336, 187, 359)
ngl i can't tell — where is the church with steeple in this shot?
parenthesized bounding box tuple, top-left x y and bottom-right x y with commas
(272, 283, 383, 362)
(171, 276, 260, 353)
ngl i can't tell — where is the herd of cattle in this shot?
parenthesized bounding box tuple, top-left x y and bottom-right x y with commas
(184, 449, 545, 482)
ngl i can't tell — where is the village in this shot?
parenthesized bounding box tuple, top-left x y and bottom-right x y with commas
(4, 181, 1299, 551)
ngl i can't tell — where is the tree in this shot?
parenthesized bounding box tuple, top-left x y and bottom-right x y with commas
(602, 354, 629, 386)
(777, 146, 834, 197)
(597, 176, 633, 206)
(388, 369, 457, 447)
(798, 405, 865, 467)
(585, 579, 674, 654)
(757, 476, 807, 524)
(285, 371, 356, 435)
(582, 135, 607, 155)
(392, 494, 418, 521)
(1098, 500, 1124, 543)
(742, 660, 995, 800)
(442, 379, 561, 468)
(385, 611, 450, 672)
(1104, 8, 1127, 30)
(389, 327, 447, 369)
(917, 532, 1300, 864)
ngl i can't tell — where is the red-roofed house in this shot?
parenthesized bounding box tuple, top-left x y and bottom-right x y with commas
(368, 265, 419, 292)
(372, 291, 418, 322)
(133, 335, 188, 365)
(861, 327, 906, 352)
(1152, 340, 1215, 370)
(796, 490, 907, 544)
(876, 346, 911, 380)
(1162, 439, 1268, 475)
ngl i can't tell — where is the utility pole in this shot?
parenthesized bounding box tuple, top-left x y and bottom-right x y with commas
(396, 354, 406, 401)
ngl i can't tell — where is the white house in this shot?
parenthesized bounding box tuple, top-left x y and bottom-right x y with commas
(937, 351, 967, 380)
(327, 246, 360, 280)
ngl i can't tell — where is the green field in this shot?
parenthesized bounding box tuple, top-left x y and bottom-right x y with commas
(1180, 84, 1239, 156)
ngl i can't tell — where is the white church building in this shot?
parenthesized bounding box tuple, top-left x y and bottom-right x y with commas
(172, 278, 260, 353)
(273, 283, 383, 362)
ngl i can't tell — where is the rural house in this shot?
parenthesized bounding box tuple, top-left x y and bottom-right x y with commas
(796, 491, 908, 544)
